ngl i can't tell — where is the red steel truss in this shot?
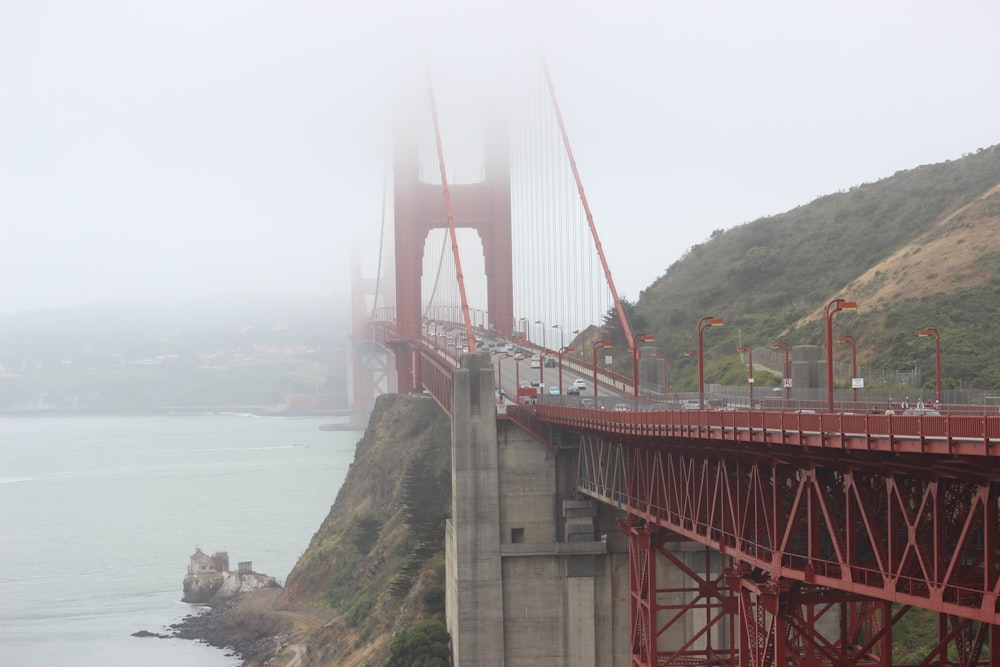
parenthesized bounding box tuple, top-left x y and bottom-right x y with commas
(575, 432, 1000, 667)
(619, 518, 736, 667)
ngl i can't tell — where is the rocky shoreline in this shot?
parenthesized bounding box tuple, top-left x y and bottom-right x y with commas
(172, 595, 287, 665)
(134, 590, 290, 666)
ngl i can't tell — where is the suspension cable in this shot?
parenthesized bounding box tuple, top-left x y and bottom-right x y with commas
(368, 156, 389, 321)
(425, 63, 476, 352)
(541, 59, 635, 352)
(422, 199, 451, 320)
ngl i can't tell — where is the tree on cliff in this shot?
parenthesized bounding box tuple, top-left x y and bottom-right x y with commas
(385, 618, 450, 667)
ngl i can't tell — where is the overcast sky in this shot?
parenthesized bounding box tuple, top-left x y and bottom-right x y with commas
(2, 0, 998, 316)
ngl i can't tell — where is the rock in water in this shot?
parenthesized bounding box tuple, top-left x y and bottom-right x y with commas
(182, 572, 224, 604)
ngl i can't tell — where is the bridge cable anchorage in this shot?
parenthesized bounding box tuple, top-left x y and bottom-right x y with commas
(424, 62, 476, 352)
(542, 58, 635, 353)
(368, 151, 390, 321)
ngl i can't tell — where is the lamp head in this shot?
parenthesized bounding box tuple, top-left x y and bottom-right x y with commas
(737, 345, 749, 353)
(918, 328, 938, 338)
(837, 336, 853, 344)
(771, 341, 787, 350)
(838, 300, 857, 311)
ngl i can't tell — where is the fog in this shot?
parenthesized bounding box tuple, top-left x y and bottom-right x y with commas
(3, 1, 998, 316)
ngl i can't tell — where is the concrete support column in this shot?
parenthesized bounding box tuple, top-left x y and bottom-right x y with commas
(446, 352, 504, 666)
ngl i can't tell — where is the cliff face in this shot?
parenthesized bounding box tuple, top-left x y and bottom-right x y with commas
(275, 392, 452, 666)
(172, 392, 452, 666)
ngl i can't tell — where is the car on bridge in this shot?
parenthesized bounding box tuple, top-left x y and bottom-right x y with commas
(566, 387, 580, 396)
(572, 379, 587, 390)
(530, 359, 541, 369)
(544, 358, 556, 368)
(548, 386, 560, 395)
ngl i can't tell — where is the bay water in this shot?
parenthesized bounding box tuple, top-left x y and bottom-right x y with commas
(0, 414, 363, 666)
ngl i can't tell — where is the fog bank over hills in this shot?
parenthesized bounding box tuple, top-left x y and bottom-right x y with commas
(0, 294, 350, 408)
(0, 293, 349, 346)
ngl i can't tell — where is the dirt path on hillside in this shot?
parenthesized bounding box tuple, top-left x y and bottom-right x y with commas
(237, 588, 330, 666)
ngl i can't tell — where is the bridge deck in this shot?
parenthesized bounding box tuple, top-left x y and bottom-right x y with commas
(527, 404, 1000, 458)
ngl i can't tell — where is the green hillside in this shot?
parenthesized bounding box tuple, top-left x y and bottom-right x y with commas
(280, 393, 452, 666)
(612, 144, 1000, 393)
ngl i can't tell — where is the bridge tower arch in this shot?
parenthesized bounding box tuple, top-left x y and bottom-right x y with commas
(391, 115, 513, 391)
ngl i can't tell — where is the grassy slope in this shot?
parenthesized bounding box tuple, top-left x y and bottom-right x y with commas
(631, 144, 1000, 389)
(277, 393, 451, 666)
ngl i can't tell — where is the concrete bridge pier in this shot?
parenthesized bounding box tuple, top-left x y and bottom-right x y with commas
(445, 352, 631, 666)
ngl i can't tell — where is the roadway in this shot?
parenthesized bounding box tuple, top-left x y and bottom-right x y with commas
(420, 321, 637, 409)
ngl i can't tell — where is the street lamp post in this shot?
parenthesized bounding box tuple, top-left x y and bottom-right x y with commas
(592, 340, 611, 400)
(837, 335, 858, 406)
(535, 320, 546, 384)
(918, 328, 941, 404)
(825, 298, 858, 412)
(515, 356, 521, 396)
(737, 345, 754, 408)
(632, 333, 655, 398)
(651, 350, 667, 395)
(771, 341, 790, 403)
(558, 346, 574, 394)
(552, 324, 563, 351)
(495, 352, 511, 397)
(697, 317, 725, 408)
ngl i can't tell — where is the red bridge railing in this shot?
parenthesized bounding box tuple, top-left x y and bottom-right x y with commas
(531, 404, 1000, 457)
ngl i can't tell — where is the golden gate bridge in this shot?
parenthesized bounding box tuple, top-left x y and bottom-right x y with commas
(349, 61, 1000, 667)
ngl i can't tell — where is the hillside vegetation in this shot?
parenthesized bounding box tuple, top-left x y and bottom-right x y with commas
(621, 144, 1000, 391)
(274, 393, 452, 666)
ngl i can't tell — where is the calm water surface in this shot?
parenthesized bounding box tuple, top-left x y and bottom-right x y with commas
(0, 414, 362, 666)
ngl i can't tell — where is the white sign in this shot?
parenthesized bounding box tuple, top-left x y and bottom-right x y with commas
(852, 378, 865, 389)
(748, 377, 755, 384)
(783, 378, 793, 388)
(604, 355, 612, 366)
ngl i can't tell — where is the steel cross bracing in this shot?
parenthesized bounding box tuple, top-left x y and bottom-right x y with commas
(568, 422, 1000, 667)
(620, 517, 737, 667)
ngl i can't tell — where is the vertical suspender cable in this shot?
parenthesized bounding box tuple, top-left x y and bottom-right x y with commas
(423, 226, 450, 319)
(368, 157, 389, 321)
(541, 59, 635, 354)
(425, 64, 476, 352)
